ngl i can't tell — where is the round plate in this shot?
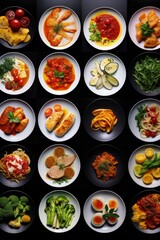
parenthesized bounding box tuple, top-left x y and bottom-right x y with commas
(38, 5, 81, 50)
(0, 98, 36, 142)
(38, 190, 81, 233)
(0, 144, 35, 187)
(83, 190, 126, 233)
(38, 144, 81, 187)
(0, 6, 36, 49)
(83, 7, 126, 50)
(128, 6, 160, 51)
(83, 98, 125, 142)
(38, 52, 80, 95)
(84, 144, 126, 188)
(128, 144, 160, 188)
(128, 52, 160, 96)
(128, 98, 160, 142)
(38, 98, 81, 142)
(0, 190, 35, 234)
(84, 52, 126, 96)
(0, 52, 35, 95)
(129, 189, 160, 234)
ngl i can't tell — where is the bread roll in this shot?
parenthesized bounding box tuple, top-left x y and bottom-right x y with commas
(55, 113, 75, 137)
(46, 110, 64, 132)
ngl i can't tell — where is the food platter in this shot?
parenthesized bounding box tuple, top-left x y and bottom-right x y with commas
(83, 190, 126, 233)
(84, 52, 126, 96)
(83, 98, 125, 142)
(38, 52, 80, 95)
(38, 98, 81, 142)
(83, 7, 126, 50)
(0, 6, 36, 49)
(128, 6, 160, 50)
(38, 5, 81, 50)
(0, 52, 35, 95)
(38, 190, 81, 233)
(0, 98, 36, 142)
(38, 144, 80, 187)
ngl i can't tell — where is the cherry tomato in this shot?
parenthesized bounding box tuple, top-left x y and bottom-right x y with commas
(18, 78, 24, 87)
(150, 117, 157, 124)
(150, 107, 156, 112)
(5, 81, 13, 90)
(14, 75, 20, 82)
(15, 8, 25, 19)
(9, 19, 21, 31)
(53, 104, 62, 112)
(6, 10, 15, 21)
(20, 16, 30, 27)
(44, 108, 53, 117)
(11, 68, 18, 77)
(150, 132, 157, 138)
(145, 130, 151, 138)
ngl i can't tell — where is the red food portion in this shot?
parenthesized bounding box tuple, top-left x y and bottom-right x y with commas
(6, 10, 15, 21)
(9, 18, 21, 31)
(20, 16, 30, 27)
(95, 13, 120, 40)
(15, 8, 25, 19)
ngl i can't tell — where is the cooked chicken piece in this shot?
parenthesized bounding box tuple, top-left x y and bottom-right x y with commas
(47, 165, 64, 179)
(50, 34, 63, 46)
(139, 12, 147, 24)
(144, 33, 160, 48)
(135, 23, 144, 42)
(154, 22, 160, 37)
(147, 10, 159, 28)
(58, 10, 72, 23)
(15, 118, 29, 133)
(56, 154, 76, 167)
(0, 106, 15, 125)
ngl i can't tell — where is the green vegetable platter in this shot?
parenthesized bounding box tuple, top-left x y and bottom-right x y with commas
(38, 190, 81, 232)
(0, 190, 35, 233)
(129, 52, 160, 96)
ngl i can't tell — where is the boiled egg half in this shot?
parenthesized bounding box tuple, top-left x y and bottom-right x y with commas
(91, 212, 105, 227)
(91, 196, 105, 211)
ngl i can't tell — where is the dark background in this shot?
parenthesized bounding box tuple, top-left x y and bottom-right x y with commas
(0, 0, 160, 239)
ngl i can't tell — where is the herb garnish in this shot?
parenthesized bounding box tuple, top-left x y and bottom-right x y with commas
(89, 22, 101, 42)
(135, 105, 147, 130)
(102, 204, 119, 219)
(141, 22, 154, 37)
(0, 57, 15, 78)
(54, 70, 64, 78)
(54, 23, 63, 33)
(8, 112, 20, 123)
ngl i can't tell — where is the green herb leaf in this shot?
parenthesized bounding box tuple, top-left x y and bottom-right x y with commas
(54, 70, 64, 79)
(8, 112, 20, 123)
(0, 57, 15, 78)
(141, 22, 154, 37)
(54, 23, 63, 33)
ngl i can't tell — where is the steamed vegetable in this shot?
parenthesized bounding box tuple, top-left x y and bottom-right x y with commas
(44, 195, 75, 229)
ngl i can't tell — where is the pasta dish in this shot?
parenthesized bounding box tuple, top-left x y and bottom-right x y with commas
(135, 103, 160, 138)
(0, 148, 31, 182)
(91, 108, 118, 133)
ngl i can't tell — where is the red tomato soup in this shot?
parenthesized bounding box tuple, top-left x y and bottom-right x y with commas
(43, 57, 75, 91)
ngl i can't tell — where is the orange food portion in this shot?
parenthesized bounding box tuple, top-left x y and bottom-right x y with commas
(92, 151, 118, 182)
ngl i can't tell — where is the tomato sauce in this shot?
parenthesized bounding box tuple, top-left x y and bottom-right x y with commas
(95, 13, 120, 40)
(43, 57, 75, 91)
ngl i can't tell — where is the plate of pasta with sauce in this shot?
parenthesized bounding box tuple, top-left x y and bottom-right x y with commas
(128, 98, 160, 142)
(0, 144, 35, 187)
(0, 98, 36, 142)
(38, 52, 80, 95)
(83, 98, 125, 142)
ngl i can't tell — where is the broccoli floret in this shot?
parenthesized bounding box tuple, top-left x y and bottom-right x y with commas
(20, 196, 29, 206)
(8, 195, 19, 204)
(55, 195, 69, 206)
(0, 196, 9, 208)
(45, 196, 56, 226)
(3, 202, 14, 219)
(8, 216, 21, 228)
(0, 208, 4, 221)
(13, 203, 24, 218)
(23, 205, 30, 213)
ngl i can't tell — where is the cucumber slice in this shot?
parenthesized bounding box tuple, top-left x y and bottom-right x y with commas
(100, 58, 112, 71)
(104, 62, 119, 75)
(96, 77, 103, 89)
(89, 77, 98, 86)
(101, 75, 112, 90)
(106, 74, 119, 86)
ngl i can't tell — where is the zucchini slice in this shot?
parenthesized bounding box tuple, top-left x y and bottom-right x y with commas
(100, 58, 113, 71)
(104, 62, 119, 75)
(101, 75, 112, 90)
(106, 74, 119, 86)
(89, 77, 98, 86)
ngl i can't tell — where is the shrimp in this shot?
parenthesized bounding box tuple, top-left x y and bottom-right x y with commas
(50, 34, 63, 46)
(58, 30, 72, 40)
(58, 10, 72, 23)
(46, 8, 61, 26)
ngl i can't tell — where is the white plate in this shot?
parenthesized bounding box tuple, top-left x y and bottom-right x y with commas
(128, 98, 160, 142)
(128, 144, 160, 188)
(38, 52, 80, 95)
(38, 98, 81, 142)
(0, 52, 35, 95)
(83, 190, 126, 233)
(83, 7, 126, 51)
(84, 52, 126, 96)
(38, 5, 81, 50)
(38, 144, 81, 187)
(0, 99, 36, 142)
(128, 6, 160, 51)
(38, 190, 81, 233)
